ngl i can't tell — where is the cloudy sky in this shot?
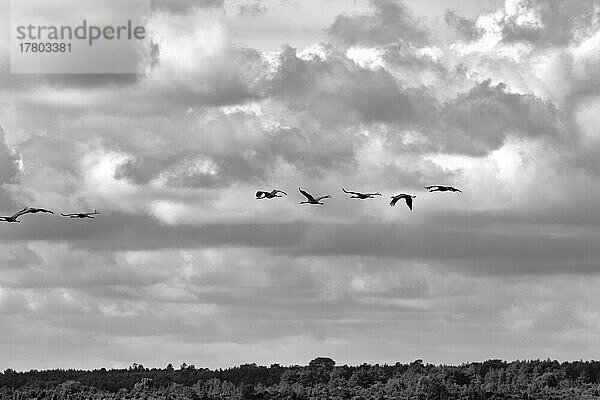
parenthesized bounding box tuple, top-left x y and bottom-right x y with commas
(1, 0, 600, 370)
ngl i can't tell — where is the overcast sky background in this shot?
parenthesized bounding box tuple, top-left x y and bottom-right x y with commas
(1, 0, 600, 370)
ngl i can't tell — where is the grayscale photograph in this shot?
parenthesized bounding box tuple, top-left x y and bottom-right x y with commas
(1, 0, 600, 398)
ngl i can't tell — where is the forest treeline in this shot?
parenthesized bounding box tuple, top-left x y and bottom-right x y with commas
(2, 358, 600, 399)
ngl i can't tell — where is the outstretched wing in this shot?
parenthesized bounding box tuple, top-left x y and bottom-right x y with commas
(342, 188, 362, 196)
(63, 210, 100, 217)
(37, 208, 54, 214)
(404, 196, 414, 210)
(274, 190, 287, 196)
(299, 188, 316, 202)
(425, 185, 440, 190)
(10, 208, 31, 219)
(316, 195, 331, 202)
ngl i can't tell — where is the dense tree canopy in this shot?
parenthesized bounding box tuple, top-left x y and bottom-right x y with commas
(2, 359, 600, 399)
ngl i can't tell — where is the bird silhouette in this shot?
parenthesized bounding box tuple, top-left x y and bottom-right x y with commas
(299, 188, 331, 205)
(341, 188, 382, 199)
(256, 189, 287, 199)
(390, 194, 416, 210)
(22, 207, 54, 215)
(61, 209, 101, 219)
(0, 207, 53, 223)
(425, 185, 462, 193)
(0, 208, 27, 223)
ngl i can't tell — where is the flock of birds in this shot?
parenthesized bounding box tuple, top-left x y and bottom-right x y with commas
(256, 185, 462, 210)
(0, 208, 100, 223)
(0, 185, 461, 224)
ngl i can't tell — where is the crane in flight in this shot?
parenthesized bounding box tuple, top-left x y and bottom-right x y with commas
(0, 207, 53, 223)
(256, 189, 287, 199)
(425, 185, 462, 193)
(299, 188, 331, 205)
(61, 210, 101, 219)
(341, 188, 382, 199)
(390, 194, 416, 210)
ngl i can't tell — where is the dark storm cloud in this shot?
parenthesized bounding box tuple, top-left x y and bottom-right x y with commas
(133, 46, 268, 113)
(0, 212, 310, 251)
(7, 48, 568, 196)
(115, 157, 185, 186)
(0, 249, 475, 344)
(423, 207, 600, 230)
(439, 80, 566, 154)
(1, 209, 598, 276)
(18, 55, 564, 195)
(152, 0, 224, 14)
(10, 264, 166, 291)
(268, 48, 566, 155)
(49, 312, 214, 338)
(270, 46, 435, 127)
(502, 0, 600, 46)
(328, 0, 428, 46)
(445, 10, 484, 41)
(113, 114, 355, 187)
(0, 71, 141, 91)
(115, 153, 276, 188)
(293, 219, 600, 275)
